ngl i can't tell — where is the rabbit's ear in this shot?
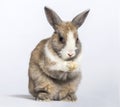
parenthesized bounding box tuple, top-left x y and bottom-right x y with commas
(44, 6, 62, 29)
(72, 9, 90, 29)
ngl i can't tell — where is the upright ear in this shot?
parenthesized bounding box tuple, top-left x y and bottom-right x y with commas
(44, 6, 62, 29)
(72, 9, 90, 29)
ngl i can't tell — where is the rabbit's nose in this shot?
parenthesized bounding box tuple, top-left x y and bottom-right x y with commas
(68, 53, 73, 57)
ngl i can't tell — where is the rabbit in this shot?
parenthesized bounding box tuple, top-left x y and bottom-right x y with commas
(28, 6, 89, 101)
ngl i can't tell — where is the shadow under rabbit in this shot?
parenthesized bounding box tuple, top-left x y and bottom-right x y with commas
(10, 94, 35, 100)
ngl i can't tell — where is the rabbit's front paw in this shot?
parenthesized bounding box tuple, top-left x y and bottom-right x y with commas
(67, 61, 78, 72)
(62, 93, 77, 101)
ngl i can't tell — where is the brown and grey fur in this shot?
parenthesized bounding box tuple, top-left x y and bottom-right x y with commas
(28, 7, 89, 101)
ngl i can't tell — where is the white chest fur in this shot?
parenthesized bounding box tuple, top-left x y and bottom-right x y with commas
(44, 42, 82, 72)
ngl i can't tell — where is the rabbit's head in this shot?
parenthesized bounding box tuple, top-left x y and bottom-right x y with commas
(45, 7, 89, 61)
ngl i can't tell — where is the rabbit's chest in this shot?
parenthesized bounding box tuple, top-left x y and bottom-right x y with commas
(44, 43, 82, 72)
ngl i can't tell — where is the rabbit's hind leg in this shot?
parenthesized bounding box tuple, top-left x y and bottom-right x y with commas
(36, 91, 50, 101)
(29, 78, 38, 98)
(34, 81, 56, 101)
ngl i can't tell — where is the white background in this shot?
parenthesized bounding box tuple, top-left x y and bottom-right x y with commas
(0, 0, 119, 107)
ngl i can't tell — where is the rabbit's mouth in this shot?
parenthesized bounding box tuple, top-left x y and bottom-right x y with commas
(62, 54, 79, 61)
(65, 57, 76, 61)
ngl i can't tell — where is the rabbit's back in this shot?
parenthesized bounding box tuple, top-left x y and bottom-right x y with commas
(29, 38, 49, 64)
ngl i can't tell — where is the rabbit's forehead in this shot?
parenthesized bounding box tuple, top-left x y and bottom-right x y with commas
(66, 31, 76, 49)
(56, 22, 77, 37)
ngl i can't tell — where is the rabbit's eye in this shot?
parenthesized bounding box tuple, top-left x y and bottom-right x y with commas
(76, 37, 79, 42)
(59, 36, 64, 43)
(55, 31, 65, 44)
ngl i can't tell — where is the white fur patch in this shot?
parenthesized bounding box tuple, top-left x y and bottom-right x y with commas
(60, 31, 77, 60)
(45, 42, 69, 72)
(44, 41, 82, 72)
